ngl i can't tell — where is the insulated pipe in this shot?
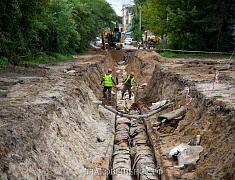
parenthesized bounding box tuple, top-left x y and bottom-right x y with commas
(138, 103, 173, 118)
(95, 66, 165, 180)
(93, 101, 173, 119)
(157, 106, 187, 123)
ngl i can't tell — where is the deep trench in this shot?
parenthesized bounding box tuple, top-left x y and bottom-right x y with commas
(100, 50, 188, 180)
(97, 49, 234, 180)
(99, 54, 162, 180)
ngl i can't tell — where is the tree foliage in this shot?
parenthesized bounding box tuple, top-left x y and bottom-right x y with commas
(0, 0, 51, 63)
(132, 0, 235, 51)
(0, 0, 118, 64)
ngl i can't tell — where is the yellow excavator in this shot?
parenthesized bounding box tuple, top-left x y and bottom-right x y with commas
(142, 31, 161, 49)
(101, 27, 124, 50)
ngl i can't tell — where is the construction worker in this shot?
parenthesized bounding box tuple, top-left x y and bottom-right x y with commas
(121, 72, 136, 100)
(137, 41, 141, 50)
(101, 68, 116, 102)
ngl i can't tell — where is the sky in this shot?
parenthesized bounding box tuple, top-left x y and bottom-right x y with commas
(106, 0, 134, 16)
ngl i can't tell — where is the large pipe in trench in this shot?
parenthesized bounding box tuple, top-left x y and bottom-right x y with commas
(93, 101, 173, 119)
(129, 109, 161, 180)
(95, 99, 170, 180)
(95, 62, 169, 179)
(154, 106, 187, 125)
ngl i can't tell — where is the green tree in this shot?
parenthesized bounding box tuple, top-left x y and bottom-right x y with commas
(38, 0, 80, 54)
(197, 0, 235, 51)
(0, 0, 119, 64)
(69, 0, 117, 51)
(0, 0, 50, 63)
(138, 0, 235, 51)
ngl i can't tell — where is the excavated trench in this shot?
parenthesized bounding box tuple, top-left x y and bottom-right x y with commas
(95, 49, 235, 180)
(0, 48, 234, 180)
(107, 64, 162, 180)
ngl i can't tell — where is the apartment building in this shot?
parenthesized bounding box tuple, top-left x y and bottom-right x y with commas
(121, 4, 133, 31)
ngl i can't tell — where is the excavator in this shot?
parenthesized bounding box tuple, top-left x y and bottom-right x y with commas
(142, 30, 161, 49)
(101, 27, 124, 50)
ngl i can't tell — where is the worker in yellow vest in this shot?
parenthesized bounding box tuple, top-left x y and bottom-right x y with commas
(121, 72, 136, 100)
(101, 68, 116, 102)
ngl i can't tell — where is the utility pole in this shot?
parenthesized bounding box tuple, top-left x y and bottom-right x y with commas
(234, 42, 235, 64)
(234, 35, 235, 64)
(233, 26, 235, 64)
(233, 30, 235, 64)
(139, 8, 141, 32)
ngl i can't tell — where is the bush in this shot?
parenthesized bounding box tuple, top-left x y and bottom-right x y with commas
(0, 57, 8, 68)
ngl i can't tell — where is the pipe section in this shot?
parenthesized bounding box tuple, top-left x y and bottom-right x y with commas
(103, 64, 165, 179)
(129, 109, 160, 179)
(155, 106, 187, 125)
(93, 101, 172, 119)
(112, 117, 132, 180)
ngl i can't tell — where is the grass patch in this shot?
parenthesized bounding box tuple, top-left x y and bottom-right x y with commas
(18, 53, 73, 65)
(48, 53, 73, 62)
(0, 57, 8, 68)
(0, 86, 8, 90)
(157, 51, 232, 59)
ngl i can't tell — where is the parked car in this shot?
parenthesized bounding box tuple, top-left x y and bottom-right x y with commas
(95, 37, 103, 47)
(124, 38, 134, 45)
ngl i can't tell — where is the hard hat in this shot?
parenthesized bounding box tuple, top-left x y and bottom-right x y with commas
(108, 68, 112, 73)
(130, 72, 134, 76)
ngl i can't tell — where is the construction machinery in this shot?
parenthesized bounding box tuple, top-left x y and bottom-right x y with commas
(142, 30, 161, 49)
(101, 27, 124, 50)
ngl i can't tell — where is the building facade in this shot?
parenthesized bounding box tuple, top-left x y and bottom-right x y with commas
(121, 4, 133, 31)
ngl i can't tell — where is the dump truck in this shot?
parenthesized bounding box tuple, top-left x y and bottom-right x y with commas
(101, 27, 124, 50)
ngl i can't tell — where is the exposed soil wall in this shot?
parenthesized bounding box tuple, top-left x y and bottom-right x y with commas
(125, 50, 235, 179)
(0, 50, 117, 180)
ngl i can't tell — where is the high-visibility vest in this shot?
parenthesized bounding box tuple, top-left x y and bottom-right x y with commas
(104, 74, 113, 87)
(124, 75, 134, 87)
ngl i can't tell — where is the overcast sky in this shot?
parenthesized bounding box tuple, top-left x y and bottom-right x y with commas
(106, 0, 134, 16)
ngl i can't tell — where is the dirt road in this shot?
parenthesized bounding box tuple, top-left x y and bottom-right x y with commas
(0, 47, 234, 179)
